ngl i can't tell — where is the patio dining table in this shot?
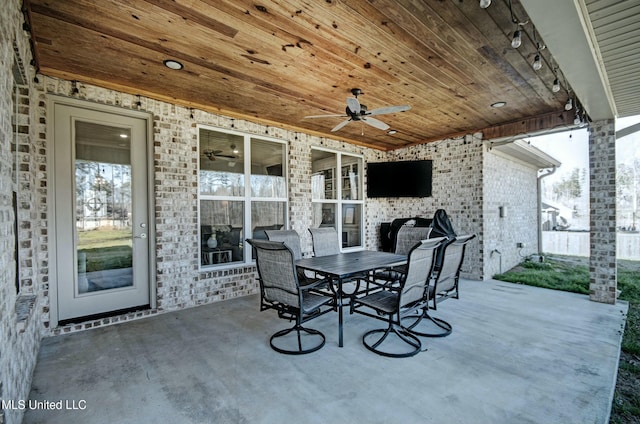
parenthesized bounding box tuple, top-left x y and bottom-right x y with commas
(296, 250, 407, 347)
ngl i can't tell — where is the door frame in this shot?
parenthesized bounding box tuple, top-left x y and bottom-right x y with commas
(47, 95, 156, 328)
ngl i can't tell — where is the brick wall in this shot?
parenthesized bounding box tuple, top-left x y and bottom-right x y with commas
(0, 1, 46, 423)
(483, 146, 540, 277)
(364, 134, 485, 279)
(589, 119, 617, 304)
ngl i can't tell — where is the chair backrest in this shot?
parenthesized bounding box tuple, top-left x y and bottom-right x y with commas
(247, 239, 300, 308)
(400, 237, 444, 307)
(309, 227, 340, 257)
(265, 230, 303, 261)
(434, 234, 476, 293)
(395, 225, 432, 255)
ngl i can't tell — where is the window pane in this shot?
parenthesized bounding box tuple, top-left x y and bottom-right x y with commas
(341, 156, 363, 200)
(75, 122, 133, 294)
(250, 138, 286, 198)
(200, 200, 244, 266)
(312, 150, 337, 200)
(312, 202, 336, 229)
(342, 203, 362, 248)
(199, 129, 244, 196)
(250, 201, 286, 240)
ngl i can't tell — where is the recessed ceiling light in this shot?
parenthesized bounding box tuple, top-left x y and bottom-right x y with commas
(163, 59, 183, 70)
(387, 130, 397, 135)
(491, 101, 507, 108)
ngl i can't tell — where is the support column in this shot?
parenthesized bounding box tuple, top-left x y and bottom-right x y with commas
(588, 119, 617, 304)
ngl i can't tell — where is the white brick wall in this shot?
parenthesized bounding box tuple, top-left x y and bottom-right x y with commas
(0, 1, 45, 423)
(365, 134, 485, 279)
(483, 146, 540, 277)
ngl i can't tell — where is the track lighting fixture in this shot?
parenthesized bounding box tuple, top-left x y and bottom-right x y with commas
(479, 0, 491, 8)
(565, 98, 573, 111)
(532, 54, 542, 71)
(574, 112, 582, 126)
(552, 77, 561, 93)
(507, 0, 527, 49)
(511, 30, 522, 48)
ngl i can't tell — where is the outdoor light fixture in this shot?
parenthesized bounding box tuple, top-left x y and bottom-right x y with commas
(552, 77, 561, 93)
(511, 30, 522, 48)
(574, 112, 582, 126)
(565, 98, 573, 111)
(479, 0, 491, 8)
(532, 54, 542, 71)
(163, 59, 183, 70)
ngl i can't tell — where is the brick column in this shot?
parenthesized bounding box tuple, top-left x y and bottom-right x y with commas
(588, 119, 617, 304)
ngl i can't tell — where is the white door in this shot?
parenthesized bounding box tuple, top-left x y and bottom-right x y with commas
(53, 102, 150, 322)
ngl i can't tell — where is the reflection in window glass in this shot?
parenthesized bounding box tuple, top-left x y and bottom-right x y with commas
(200, 200, 244, 265)
(251, 138, 286, 198)
(199, 130, 244, 196)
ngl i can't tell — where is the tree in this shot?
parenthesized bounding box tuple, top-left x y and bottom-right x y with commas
(552, 167, 583, 201)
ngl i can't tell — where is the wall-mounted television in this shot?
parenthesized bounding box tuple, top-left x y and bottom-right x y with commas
(367, 160, 433, 198)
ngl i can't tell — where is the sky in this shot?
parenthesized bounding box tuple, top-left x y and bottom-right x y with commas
(530, 115, 640, 178)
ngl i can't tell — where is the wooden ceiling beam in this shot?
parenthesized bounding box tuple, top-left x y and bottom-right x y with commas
(480, 110, 577, 141)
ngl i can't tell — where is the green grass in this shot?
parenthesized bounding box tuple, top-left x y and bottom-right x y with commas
(77, 228, 132, 272)
(494, 255, 640, 424)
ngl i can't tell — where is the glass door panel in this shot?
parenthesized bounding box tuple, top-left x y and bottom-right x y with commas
(75, 122, 133, 294)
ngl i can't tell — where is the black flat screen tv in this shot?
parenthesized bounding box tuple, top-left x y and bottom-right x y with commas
(367, 160, 433, 198)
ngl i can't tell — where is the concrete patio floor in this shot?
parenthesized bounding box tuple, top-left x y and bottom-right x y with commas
(24, 279, 628, 424)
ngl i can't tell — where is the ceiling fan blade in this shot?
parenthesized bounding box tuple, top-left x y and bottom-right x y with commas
(367, 104, 411, 116)
(362, 116, 390, 131)
(331, 119, 352, 132)
(304, 114, 348, 119)
(346, 97, 361, 114)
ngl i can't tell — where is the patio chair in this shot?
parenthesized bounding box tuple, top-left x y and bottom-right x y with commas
(308, 227, 340, 256)
(265, 230, 328, 287)
(247, 239, 334, 355)
(373, 225, 433, 286)
(308, 227, 367, 296)
(350, 238, 443, 358)
(402, 234, 476, 337)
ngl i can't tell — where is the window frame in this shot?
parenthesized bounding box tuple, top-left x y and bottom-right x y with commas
(311, 147, 365, 251)
(197, 125, 288, 269)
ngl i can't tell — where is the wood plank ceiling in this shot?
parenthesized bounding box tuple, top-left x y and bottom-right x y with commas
(25, 0, 576, 151)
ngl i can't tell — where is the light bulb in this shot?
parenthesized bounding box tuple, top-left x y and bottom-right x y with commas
(532, 54, 542, 71)
(574, 113, 581, 125)
(511, 30, 522, 48)
(480, 0, 491, 8)
(565, 98, 573, 111)
(552, 78, 561, 93)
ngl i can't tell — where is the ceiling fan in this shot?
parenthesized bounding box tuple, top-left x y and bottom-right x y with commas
(304, 88, 411, 132)
(202, 143, 239, 161)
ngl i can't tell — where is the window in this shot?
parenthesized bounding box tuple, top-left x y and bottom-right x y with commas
(311, 148, 364, 249)
(198, 127, 287, 267)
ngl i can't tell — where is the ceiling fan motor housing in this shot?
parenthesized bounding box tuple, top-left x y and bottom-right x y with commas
(346, 103, 367, 119)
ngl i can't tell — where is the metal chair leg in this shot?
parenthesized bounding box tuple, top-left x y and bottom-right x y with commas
(270, 324, 326, 355)
(362, 318, 422, 358)
(402, 307, 452, 337)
